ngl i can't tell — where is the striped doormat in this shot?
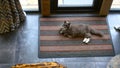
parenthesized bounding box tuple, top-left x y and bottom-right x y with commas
(39, 17, 115, 58)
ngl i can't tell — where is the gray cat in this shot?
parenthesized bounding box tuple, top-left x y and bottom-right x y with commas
(59, 21, 103, 43)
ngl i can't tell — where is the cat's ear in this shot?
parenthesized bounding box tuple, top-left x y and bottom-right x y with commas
(64, 21, 67, 24)
(67, 21, 71, 26)
(64, 21, 71, 25)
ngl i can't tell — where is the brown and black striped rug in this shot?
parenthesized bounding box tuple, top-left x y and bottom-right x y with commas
(39, 17, 115, 58)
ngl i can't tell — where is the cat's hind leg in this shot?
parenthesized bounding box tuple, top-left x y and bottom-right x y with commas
(90, 28, 103, 37)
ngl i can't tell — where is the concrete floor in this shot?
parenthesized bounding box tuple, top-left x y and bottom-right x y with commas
(0, 13, 120, 68)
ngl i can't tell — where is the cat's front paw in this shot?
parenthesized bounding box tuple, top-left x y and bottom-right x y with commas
(64, 35, 72, 38)
(59, 30, 63, 34)
(83, 38, 91, 44)
(67, 35, 72, 38)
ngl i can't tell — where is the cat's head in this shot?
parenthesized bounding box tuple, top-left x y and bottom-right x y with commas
(62, 21, 71, 29)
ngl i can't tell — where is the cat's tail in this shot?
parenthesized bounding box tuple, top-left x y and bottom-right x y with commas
(90, 29, 103, 37)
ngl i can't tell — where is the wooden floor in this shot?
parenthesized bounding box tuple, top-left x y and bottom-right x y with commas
(0, 13, 120, 68)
